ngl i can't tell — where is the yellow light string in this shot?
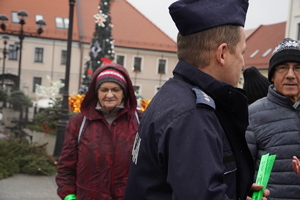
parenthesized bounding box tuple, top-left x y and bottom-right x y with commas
(140, 99, 151, 111)
(68, 94, 85, 113)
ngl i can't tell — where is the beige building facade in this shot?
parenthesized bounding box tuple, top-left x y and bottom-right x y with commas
(2, 36, 178, 100)
(286, 0, 300, 40)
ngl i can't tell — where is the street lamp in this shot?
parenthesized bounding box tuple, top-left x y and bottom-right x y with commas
(53, 0, 76, 158)
(0, 11, 46, 90)
(1, 35, 9, 88)
(16, 10, 28, 91)
(0, 15, 8, 31)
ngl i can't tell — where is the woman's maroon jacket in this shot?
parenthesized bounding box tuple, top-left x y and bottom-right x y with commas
(56, 64, 142, 200)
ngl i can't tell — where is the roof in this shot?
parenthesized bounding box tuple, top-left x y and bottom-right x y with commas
(111, 0, 177, 51)
(0, 0, 80, 40)
(245, 28, 256, 39)
(0, 0, 176, 52)
(244, 22, 286, 70)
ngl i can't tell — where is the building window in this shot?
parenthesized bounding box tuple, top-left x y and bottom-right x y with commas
(32, 77, 42, 92)
(55, 17, 69, 29)
(261, 48, 273, 58)
(298, 23, 300, 41)
(34, 47, 44, 63)
(8, 44, 18, 60)
(133, 57, 142, 72)
(249, 49, 259, 58)
(61, 50, 67, 65)
(116, 55, 125, 66)
(11, 11, 19, 23)
(35, 14, 44, 26)
(35, 15, 43, 22)
(158, 59, 166, 74)
(133, 85, 141, 95)
(59, 79, 65, 94)
(64, 18, 69, 28)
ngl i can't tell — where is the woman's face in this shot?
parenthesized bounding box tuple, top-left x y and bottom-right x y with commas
(97, 82, 124, 112)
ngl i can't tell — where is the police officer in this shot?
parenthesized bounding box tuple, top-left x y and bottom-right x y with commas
(124, 0, 269, 199)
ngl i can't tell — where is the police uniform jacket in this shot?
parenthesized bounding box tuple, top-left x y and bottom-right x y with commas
(124, 60, 254, 200)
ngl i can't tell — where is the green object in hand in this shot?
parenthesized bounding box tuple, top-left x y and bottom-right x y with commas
(64, 194, 76, 200)
(252, 153, 276, 200)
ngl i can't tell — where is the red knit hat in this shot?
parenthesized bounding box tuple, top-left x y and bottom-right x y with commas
(95, 68, 127, 92)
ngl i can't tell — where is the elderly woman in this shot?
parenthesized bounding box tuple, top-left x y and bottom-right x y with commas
(56, 63, 142, 200)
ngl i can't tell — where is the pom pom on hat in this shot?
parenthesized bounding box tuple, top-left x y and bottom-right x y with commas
(95, 69, 127, 93)
(243, 66, 271, 104)
(168, 0, 249, 36)
(268, 38, 300, 83)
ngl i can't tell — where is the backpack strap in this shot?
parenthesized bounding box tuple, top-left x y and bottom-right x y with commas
(134, 111, 140, 124)
(78, 116, 86, 143)
(132, 111, 141, 165)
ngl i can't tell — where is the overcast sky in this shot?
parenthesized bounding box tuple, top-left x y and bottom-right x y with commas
(126, 0, 290, 41)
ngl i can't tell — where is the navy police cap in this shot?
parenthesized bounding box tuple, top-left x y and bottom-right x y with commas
(169, 0, 249, 36)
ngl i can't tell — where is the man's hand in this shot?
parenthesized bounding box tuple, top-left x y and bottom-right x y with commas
(292, 156, 300, 178)
(246, 183, 270, 200)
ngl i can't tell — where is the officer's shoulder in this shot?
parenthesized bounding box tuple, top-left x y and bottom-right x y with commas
(192, 88, 215, 109)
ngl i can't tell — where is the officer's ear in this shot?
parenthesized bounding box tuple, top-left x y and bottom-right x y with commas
(215, 43, 229, 66)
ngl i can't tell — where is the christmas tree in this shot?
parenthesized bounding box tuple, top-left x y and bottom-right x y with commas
(80, 60, 92, 94)
(81, 0, 115, 93)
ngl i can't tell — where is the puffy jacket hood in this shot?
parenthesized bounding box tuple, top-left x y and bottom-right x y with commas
(81, 63, 137, 119)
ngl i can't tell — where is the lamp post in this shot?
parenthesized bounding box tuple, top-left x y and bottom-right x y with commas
(53, 0, 76, 158)
(2, 35, 9, 88)
(0, 11, 46, 90)
(16, 11, 27, 91)
(0, 15, 8, 31)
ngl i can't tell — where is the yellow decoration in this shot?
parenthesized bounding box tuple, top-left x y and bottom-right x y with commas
(140, 99, 151, 111)
(69, 94, 85, 113)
